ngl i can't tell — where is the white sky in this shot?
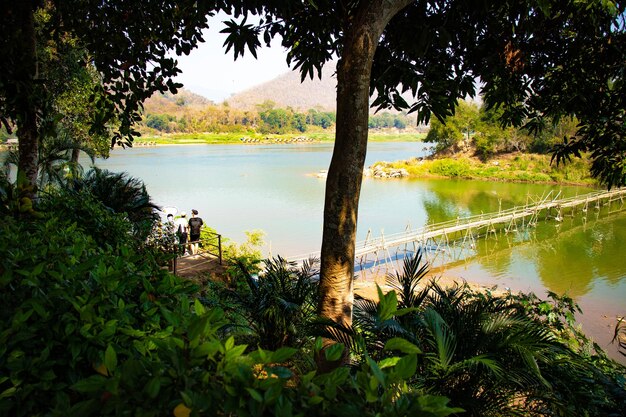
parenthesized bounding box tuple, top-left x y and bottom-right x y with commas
(174, 13, 292, 103)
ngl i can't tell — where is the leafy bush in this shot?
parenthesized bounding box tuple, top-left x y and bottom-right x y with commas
(219, 257, 320, 351)
(65, 167, 160, 240)
(0, 214, 197, 416)
(429, 159, 471, 178)
(0, 213, 459, 416)
(40, 187, 135, 249)
(220, 229, 266, 281)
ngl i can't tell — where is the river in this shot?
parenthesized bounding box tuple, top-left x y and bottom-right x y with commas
(95, 142, 626, 362)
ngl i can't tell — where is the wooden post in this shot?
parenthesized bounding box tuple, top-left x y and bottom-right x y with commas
(218, 234, 222, 265)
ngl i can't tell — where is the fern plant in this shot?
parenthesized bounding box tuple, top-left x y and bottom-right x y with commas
(221, 256, 320, 351)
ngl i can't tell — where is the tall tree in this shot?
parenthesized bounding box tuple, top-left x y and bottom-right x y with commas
(0, 0, 216, 198)
(221, 0, 625, 355)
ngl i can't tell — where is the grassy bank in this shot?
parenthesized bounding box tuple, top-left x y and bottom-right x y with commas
(138, 130, 425, 144)
(374, 153, 598, 186)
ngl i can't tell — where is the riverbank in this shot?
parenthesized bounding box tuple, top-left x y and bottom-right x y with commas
(370, 152, 598, 186)
(138, 130, 426, 145)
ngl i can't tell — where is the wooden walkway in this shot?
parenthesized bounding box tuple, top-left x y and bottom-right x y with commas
(287, 188, 626, 266)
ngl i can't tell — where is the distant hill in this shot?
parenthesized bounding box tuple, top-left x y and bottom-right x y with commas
(144, 88, 213, 114)
(226, 62, 338, 111)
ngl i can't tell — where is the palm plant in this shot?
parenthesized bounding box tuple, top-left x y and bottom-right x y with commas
(67, 167, 160, 238)
(223, 256, 320, 351)
(320, 252, 432, 361)
(333, 251, 624, 416)
(413, 282, 563, 416)
(386, 251, 431, 310)
(3, 135, 96, 189)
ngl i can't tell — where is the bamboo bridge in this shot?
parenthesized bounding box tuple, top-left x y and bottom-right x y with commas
(287, 188, 626, 273)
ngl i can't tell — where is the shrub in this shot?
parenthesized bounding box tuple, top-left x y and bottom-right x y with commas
(219, 257, 320, 351)
(429, 159, 471, 178)
(40, 187, 135, 249)
(0, 215, 458, 417)
(65, 167, 160, 240)
(0, 215, 198, 416)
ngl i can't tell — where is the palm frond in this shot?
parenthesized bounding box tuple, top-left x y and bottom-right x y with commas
(386, 250, 431, 309)
(311, 317, 365, 355)
(421, 308, 456, 369)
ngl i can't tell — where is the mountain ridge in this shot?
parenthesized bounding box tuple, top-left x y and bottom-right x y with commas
(224, 62, 338, 111)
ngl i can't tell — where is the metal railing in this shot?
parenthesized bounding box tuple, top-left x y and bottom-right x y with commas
(172, 232, 223, 275)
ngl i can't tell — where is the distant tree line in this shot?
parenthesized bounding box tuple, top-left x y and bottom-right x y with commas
(368, 112, 408, 129)
(425, 101, 578, 159)
(141, 99, 413, 135)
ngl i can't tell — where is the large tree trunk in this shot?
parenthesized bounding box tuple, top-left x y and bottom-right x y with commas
(317, 0, 412, 369)
(14, 2, 40, 199)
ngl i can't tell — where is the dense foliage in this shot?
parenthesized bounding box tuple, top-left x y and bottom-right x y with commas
(425, 101, 579, 159)
(2, 168, 625, 415)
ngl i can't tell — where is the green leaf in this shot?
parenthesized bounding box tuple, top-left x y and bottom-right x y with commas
(314, 336, 324, 353)
(72, 375, 107, 393)
(270, 347, 297, 364)
(225, 336, 235, 351)
(378, 287, 398, 321)
(366, 357, 385, 386)
(32, 262, 45, 276)
(104, 344, 117, 372)
(68, 399, 101, 417)
(415, 395, 465, 415)
(308, 395, 324, 405)
(180, 391, 193, 406)
(225, 344, 247, 362)
(0, 386, 16, 399)
(394, 354, 417, 380)
(324, 343, 344, 362)
(145, 376, 161, 399)
(188, 316, 208, 344)
(384, 337, 422, 354)
(378, 357, 401, 369)
(194, 298, 205, 315)
(192, 341, 221, 359)
(246, 387, 263, 402)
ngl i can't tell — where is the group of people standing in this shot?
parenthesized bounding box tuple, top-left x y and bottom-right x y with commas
(166, 209, 204, 255)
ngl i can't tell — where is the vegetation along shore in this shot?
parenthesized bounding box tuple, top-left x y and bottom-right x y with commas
(369, 100, 598, 186)
(369, 153, 596, 185)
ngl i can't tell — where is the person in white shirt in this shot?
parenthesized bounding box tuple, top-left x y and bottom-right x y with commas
(175, 212, 189, 254)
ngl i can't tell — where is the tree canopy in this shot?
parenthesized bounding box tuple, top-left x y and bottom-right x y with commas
(1, 0, 216, 193)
